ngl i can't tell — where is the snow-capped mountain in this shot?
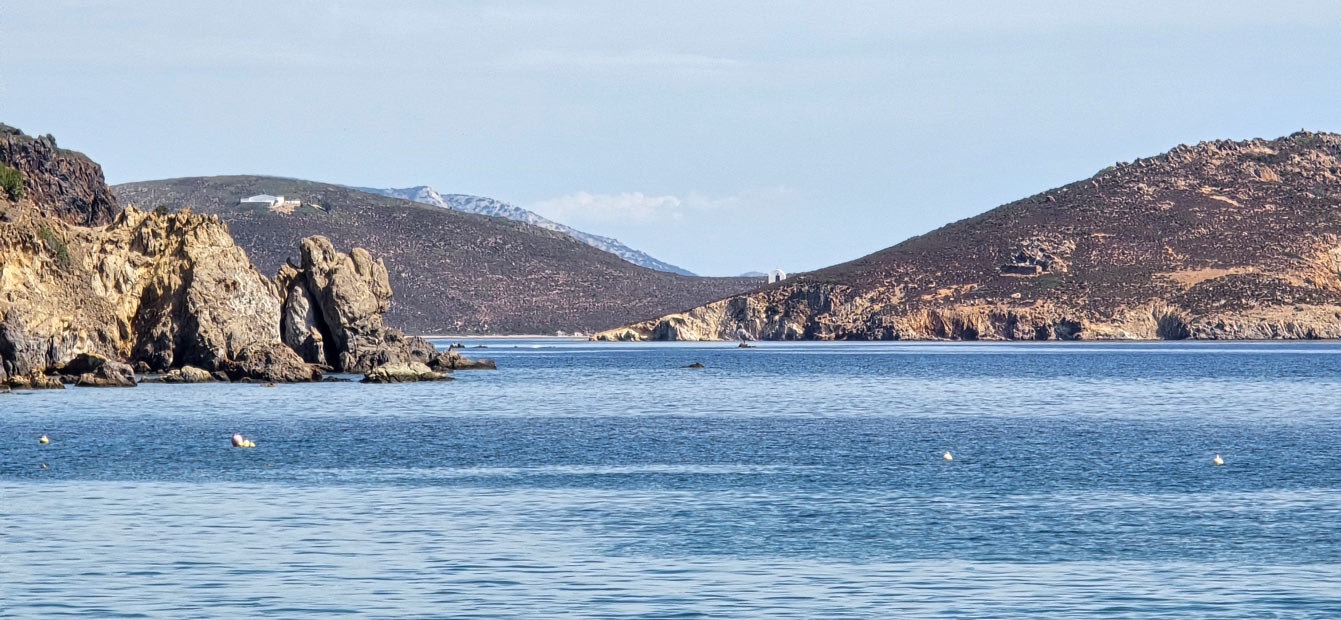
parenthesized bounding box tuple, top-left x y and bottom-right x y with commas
(355, 186, 695, 276)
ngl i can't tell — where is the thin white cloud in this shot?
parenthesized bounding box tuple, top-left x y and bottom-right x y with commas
(528, 187, 794, 224)
(501, 49, 747, 76)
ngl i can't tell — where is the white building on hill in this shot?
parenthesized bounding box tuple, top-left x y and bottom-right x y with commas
(240, 194, 282, 205)
(240, 194, 301, 213)
(768, 269, 787, 283)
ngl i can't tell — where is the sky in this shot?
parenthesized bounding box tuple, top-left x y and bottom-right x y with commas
(4, 1, 1341, 276)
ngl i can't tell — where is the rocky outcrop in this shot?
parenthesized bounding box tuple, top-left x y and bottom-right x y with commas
(5, 371, 64, 390)
(361, 362, 451, 383)
(276, 236, 426, 373)
(0, 124, 118, 226)
(0, 124, 425, 384)
(597, 131, 1341, 342)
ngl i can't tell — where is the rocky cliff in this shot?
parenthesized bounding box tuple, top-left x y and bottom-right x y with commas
(0, 124, 118, 226)
(0, 125, 454, 385)
(597, 131, 1341, 341)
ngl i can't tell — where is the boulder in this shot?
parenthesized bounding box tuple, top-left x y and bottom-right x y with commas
(361, 362, 452, 383)
(75, 359, 137, 387)
(219, 343, 322, 383)
(59, 352, 112, 375)
(149, 365, 216, 384)
(426, 348, 497, 371)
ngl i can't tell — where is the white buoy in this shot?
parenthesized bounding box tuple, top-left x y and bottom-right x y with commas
(1212, 454, 1224, 466)
(39, 434, 50, 444)
(231, 433, 244, 448)
(942, 450, 953, 461)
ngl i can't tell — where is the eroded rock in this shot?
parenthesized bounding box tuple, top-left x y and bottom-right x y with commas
(143, 365, 216, 384)
(220, 343, 321, 383)
(74, 359, 136, 387)
(361, 362, 451, 383)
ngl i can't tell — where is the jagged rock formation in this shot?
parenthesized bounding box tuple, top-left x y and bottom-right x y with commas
(356, 186, 696, 276)
(0, 124, 455, 385)
(113, 176, 759, 334)
(276, 236, 426, 373)
(598, 131, 1341, 341)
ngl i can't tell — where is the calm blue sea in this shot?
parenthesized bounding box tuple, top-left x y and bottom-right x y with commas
(4, 340, 1341, 618)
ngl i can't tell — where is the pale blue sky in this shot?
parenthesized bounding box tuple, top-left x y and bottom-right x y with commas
(5, 1, 1341, 275)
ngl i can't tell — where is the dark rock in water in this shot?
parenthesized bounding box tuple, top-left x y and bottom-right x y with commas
(59, 353, 111, 375)
(472, 345, 487, 349)
(361, 362, 452, 383)
(321, 376, 353, 383)
(5, 371, 65, 389)
(680, 362, 706, 369)
(75, 359, 137, 387)
(737, 342, 755, 348)
(426, 348, 497, 371)
(220, 343, 322, 383)
(453, 357, 497, 370)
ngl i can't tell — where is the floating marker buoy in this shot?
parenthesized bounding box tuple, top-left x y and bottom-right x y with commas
(1212, 454, 1224, 466)
(39, 434, 50, 444)
(39, 463, 48, 469)
(942, 450, 953, 461)
(231, 433, 244, 448)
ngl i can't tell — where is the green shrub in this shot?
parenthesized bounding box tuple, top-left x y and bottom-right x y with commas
(36, 225, 70, 266)
(0, 165, 23, 200)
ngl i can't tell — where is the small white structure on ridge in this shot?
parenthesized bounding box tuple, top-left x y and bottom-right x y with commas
(768, 269, 787, 284)
(240, 194, 282, 206)
(240, 194, 302, 213)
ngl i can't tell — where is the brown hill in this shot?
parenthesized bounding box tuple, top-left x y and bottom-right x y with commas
(597, 131, 1341, 341)
(113, 177, 760, 334)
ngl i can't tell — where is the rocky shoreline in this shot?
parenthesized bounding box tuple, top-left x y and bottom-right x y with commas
(1, 124, 492, 390)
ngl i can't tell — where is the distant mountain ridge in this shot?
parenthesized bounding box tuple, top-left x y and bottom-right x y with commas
(355, 185, 694, 276)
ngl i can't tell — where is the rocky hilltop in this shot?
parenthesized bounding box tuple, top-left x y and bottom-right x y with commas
(598, 131, 1341, 341)
(0, 125, 479, 387)
(113, 177, 758, 334)
(356, 186, 696, 276)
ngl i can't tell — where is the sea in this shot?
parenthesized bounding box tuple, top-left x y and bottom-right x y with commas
(3, 340, 1341, 618)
